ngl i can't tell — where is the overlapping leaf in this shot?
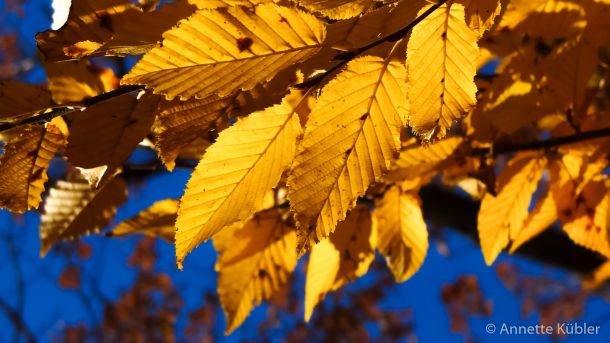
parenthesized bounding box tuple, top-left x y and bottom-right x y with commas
(154, 96, 233, 171)
(0, 123, 66, 213)
(386, 137, 464, 182)
(40, 176, 128, 256)
(304, 204, 376, 321)
(213, 209, 297, 334)
(456, 0, 501, 36)
(109, 199, 179, 242)
(67, 93, 160, 187)
(406, 2, 479, 137)
(122, 4, 326, 100)
(287, 54, 408, 250)
(0, 81, 53, 123)
(45, 60, 118, 103)
(477, 154, 545, 265)
(509, 190, 557, 253)
(373, 186, 428, 282)
(175, 95, 303, 268)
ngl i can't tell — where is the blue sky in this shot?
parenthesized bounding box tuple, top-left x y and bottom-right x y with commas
(1, 1, 609, 342)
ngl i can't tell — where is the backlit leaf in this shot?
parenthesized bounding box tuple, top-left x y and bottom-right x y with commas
(0, 123, 66, 213)
(109, 199, 178, 242)
(373, 186, 428, 282)
(40, 176, 128, 256)
(213, 209, 297, 334)
(406, 2, 479, 137)
(175, 95, 303, 268)
(287, 54, 407, 250)
(304, 204, 376, 321)
(121, 4, 326, 100)
(477, 155, 545, 265)
(67, 93, 160, 187)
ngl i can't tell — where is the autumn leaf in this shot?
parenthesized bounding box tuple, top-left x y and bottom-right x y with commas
(121, 4, 326, 100)
(66, 92, 160, 187)
(40, 176, 128, 256)
(109, 199, 179, 242)
(288, 53, 407, 250)
(456, 0, 501, 36)
(45, 60, 118, 104)
(386, 136, 464, 182)
(0, 81, 53, 123)
(406, 2, 479, 137)
(175, 94, 303, 268)
(477, 155, 546, 265)
(213, 209, 297, 334)
(509, 190, 557, 253)
(0, 123, 66, 213)
(36, 0, 197, 60)
(373, 186, 428, 282)
(304, 204, 376, 321)
(154, 96, 233, 171)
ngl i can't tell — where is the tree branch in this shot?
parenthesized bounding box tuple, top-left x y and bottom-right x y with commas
(420, 185, 606, 275)
(0, 298, 37, 343)
(471, 127, 610, 156)
(0, 85, 145, 133)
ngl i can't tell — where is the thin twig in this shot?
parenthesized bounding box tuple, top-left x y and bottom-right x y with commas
(0, 298, 37, 343)
(471, 127, 610, 156)
(0, 85, 145, 133)
(295, 0, 449, 89)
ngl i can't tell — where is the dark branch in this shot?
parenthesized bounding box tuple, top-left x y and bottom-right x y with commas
(472, 127, 610, 156)
(0, 298, 37, 343)
(420, 185, 606, 275)
(0, 85, 145, 133)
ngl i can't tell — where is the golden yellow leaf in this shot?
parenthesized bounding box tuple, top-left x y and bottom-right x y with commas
(175, 96, 303, 268)
(121, 4, 326, 100)
(304, 204, 376, 321)
(0, 81, 53, 123)
(373, 186, 428, 282)
(386, 137, 464, 182)
(294, 0, 374, 19)
(477, 155, 545, 265)
(109, 199, 178, 242)
(0, 123, 66, 213)
(406, 2, 479, 137)
(66, 93, 160, 187)
(287, 54, 408, 249)
(509, 190, 557, 253)
(45, 60, 118, 104)
(40, 176, 128, 256)
(213, 209, 297, 334)
(456, 0, 501, 36)
(498, 0, 586, 41)
(154, 96, 232, 171)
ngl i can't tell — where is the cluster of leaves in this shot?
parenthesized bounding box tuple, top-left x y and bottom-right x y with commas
(1, 0, 610, 334)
